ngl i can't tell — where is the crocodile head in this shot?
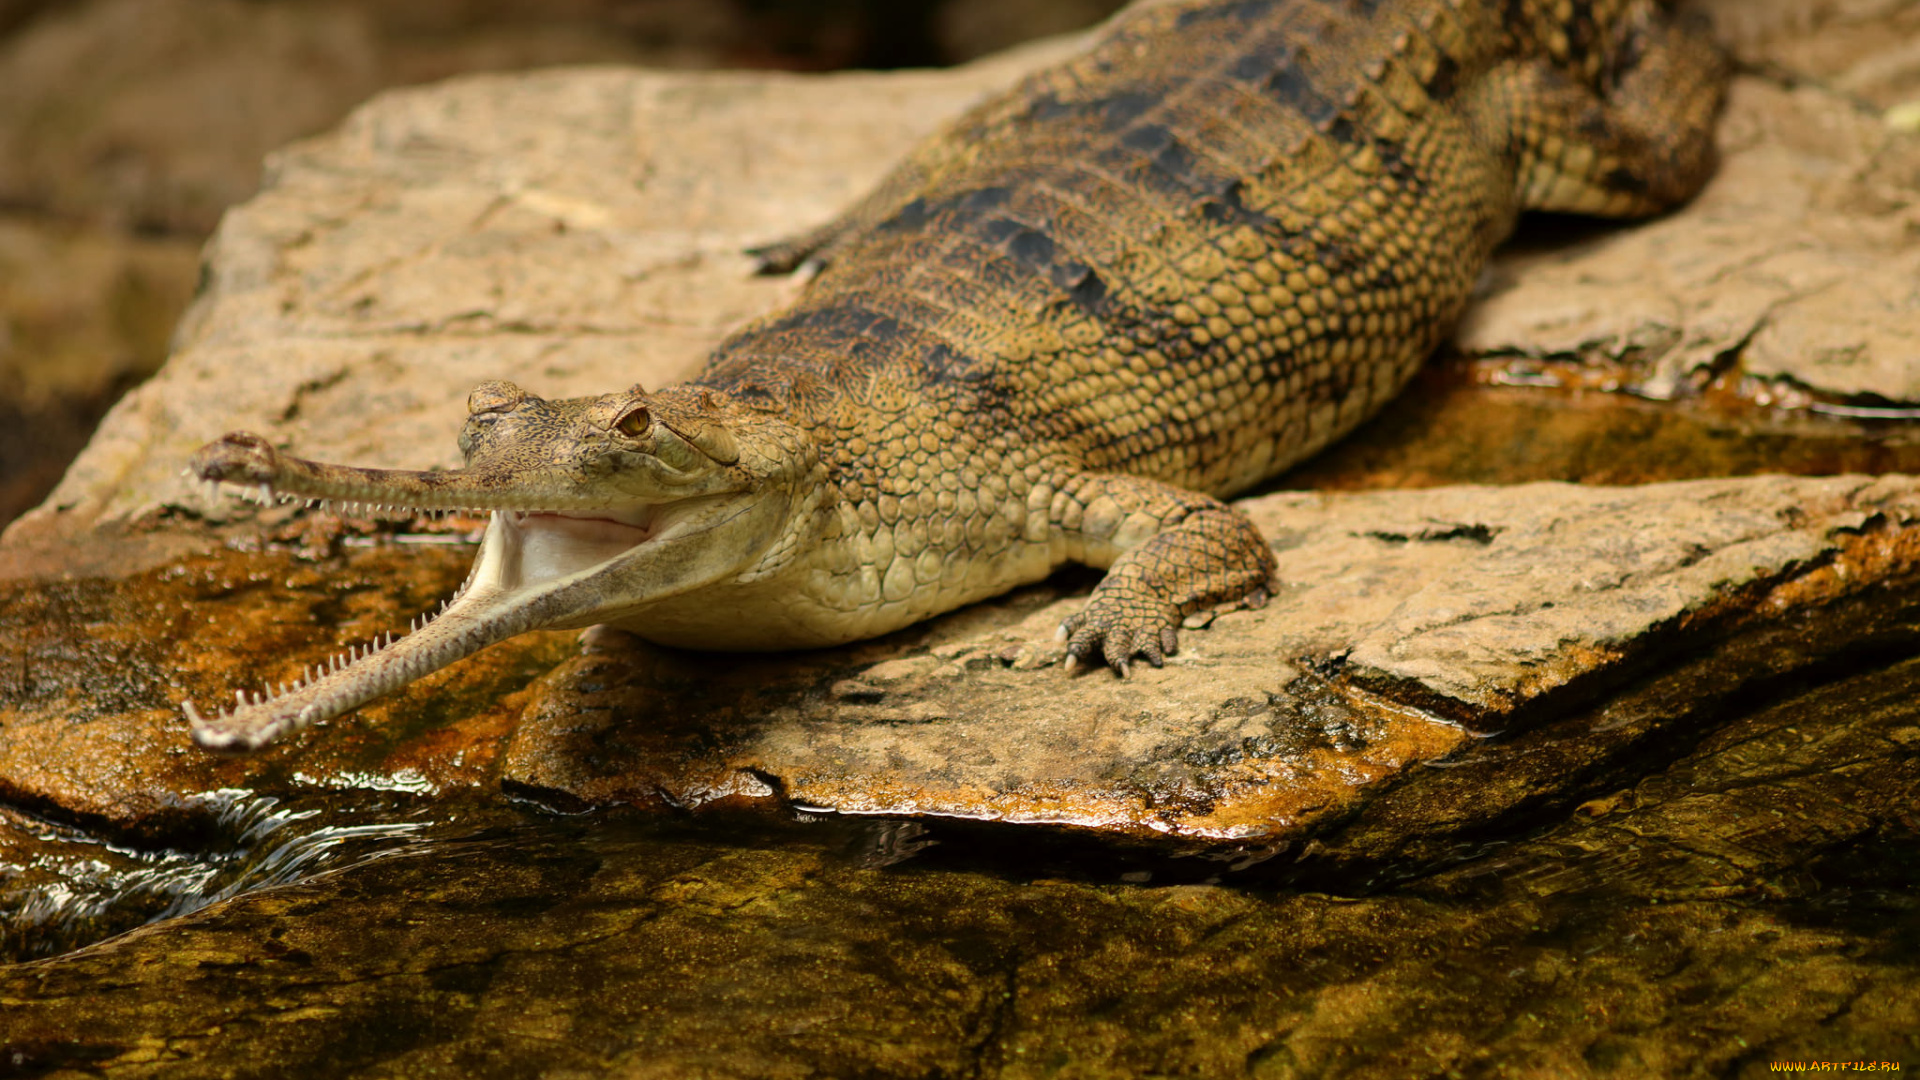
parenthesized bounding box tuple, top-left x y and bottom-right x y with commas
(182, 379, 808, 752)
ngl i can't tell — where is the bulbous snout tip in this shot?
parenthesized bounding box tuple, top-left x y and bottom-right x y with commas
(468, 380, 532, 416)
(189, 431, 282, 485)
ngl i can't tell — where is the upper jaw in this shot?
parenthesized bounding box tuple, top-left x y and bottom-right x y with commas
(185, 430, 727, 517)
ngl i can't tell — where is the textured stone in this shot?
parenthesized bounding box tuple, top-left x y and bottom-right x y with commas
(1457, 72, 1920, 403)
(0, 0, 1915, 860)
(499, 474, 1920, 845)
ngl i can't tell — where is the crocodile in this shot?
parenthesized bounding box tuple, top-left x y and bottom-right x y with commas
(184, 0, 1727, 751)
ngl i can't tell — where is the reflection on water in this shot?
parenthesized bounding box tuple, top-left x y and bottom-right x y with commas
(1, 789, 440, 962)
(6, 771, 1900, 1077)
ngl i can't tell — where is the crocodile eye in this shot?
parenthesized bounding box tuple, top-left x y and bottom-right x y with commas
(615, 405, 650, 438)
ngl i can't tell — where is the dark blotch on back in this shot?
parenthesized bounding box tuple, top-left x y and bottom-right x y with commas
(1175, 0, 1282, 29)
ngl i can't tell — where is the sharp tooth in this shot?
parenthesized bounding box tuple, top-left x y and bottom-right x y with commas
(235, 689, 246, 707)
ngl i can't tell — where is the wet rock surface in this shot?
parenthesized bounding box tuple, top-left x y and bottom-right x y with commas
(3, 637, 1916, 1078)
(2, 0, 1919, 1073)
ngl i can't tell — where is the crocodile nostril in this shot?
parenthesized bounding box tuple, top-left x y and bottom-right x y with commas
(468, 380, 528, 415)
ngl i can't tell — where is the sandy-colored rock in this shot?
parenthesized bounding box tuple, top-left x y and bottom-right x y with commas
(1457, 73, 1920, 403)
(500, 474, 1920, 844)
(13, 474, 1915, 856)
(0, 0, 1914, 852)
(1695, 0, 1920, 108)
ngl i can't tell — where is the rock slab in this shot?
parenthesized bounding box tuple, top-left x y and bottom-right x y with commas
(501, 474, 1920, 845)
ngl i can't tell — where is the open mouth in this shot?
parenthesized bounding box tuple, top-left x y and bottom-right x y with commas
(183, 491, 682, 754)
(501, 510, 659, 589)
(176, 429, 781, 752)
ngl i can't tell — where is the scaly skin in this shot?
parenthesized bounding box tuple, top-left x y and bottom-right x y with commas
(184, 0, 1726, 751)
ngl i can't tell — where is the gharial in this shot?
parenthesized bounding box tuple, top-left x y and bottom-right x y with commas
(183, 0, 1727, 751)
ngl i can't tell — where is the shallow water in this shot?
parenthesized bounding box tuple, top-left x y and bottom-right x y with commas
(1, 790, 449, 962)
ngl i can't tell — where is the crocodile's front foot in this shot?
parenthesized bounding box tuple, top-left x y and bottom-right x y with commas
(1058, 573, 1184, 674)
(1059, 576, 1274, 675)
(1055, 489, 1277, 676)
